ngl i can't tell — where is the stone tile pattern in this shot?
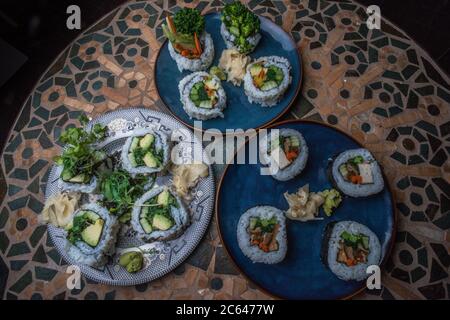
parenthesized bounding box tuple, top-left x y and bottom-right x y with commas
(0, 0, 449, 300)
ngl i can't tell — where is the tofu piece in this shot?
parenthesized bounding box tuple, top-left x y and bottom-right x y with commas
(271, 146, 290, 170)
(357, 163, 373, 184)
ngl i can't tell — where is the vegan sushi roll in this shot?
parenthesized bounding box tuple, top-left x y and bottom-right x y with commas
(55, 116, 107, 193)
(331, 148, 384, 197)
(321, 221, 381, 281)
(244, 56, 292, 107)
(259, 128, 308, 181)
(121, 128, 170, 175)
(220, 1, 261, 54)
(65, 203, 120, 268)
(131, 186, 189, 242)
(162, 8, 214, 72)
(237, 206, 287, 264)
(178, 72, 227, 120)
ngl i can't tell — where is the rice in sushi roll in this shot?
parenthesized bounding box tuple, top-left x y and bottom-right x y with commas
(237, 206, 287, 264)
(178, 72, 227, 120)
(331, 148, 384, 197)
(121, 128, 170, 175)
(259, 128, 308, 181)
(321, 220, 381, 281)
(131, 186, 189, 242)
(162, 8, 214, 72)
(244, 56, 292, 107)
(65, 203, 120, 268)
(220, 1, 261, 54)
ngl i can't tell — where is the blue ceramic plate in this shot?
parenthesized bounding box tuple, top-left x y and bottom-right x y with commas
(155, 13, 302, 132)
(216, 120, 396, 300)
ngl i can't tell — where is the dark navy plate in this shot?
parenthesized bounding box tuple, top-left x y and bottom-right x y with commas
(216, 120, 395, 300)
(155, 13, 302, 132)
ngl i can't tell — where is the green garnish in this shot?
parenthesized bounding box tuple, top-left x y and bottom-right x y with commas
(100, 170, 150, 222)
(173, 8, 205, 35)
(54, 115, 107, 183)
(221, 1, 260, 53)
(142, 193, 178, 224)
(250, 216, 277, 233)
(340, 231, 370, 250)
(119, 251, 144, 273)
(67, 213, 91, 244)
(350, 155, 364, 165)
(320, 189, 342, 216)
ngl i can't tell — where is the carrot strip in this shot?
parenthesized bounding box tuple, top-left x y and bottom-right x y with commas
(166, 16, 176, 33)
(194, 32, 202, 55)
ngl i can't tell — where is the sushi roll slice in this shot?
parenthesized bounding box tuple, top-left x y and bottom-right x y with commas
(244, 56, 292, 107)
(178, 72, 227, 120)
(237, 206, 287, 264)
(65, 203, 120, 268)
(220, 1, 261, 54)
(259, 128, 308, 181)
(162, 9, 214, 72)
(121, 128, 170, 175)
(321, 221, 381, 281)
(131, 186, 189, 242)
(331, 148, 384, 197)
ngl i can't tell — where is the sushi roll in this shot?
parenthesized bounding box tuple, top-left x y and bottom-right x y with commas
(131, 186, 189, 242)
(65, 203, 120, 268)
(57, 149, 105, 194)
(321, 221, 381, 281)
(331, 148, 384, 197)
(178, 72, 227, 120)
(220, 1, 261, 54)
(162, 8, 214, 72)
(121, 128, 170, 175)
(259, 128, 308, 181)
(237, 206, 287, 264)
(244, 56, 292, 107)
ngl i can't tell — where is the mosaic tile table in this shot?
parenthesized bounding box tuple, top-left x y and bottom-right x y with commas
(1, 0, 449, 300)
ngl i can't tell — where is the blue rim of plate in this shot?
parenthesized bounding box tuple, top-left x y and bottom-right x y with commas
(154, 13, 302, 134)
(215, 119, 397, 300)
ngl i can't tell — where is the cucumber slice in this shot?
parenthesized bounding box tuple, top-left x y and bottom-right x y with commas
(260, 81, 278, 91)
(130, 137, 139, 152)
(128, 153, 137, 168)
(199, 100, 213, 109)
(339, 164, 348, 179)
(290, 136, 300, 147)
(250, 64, 263, 77)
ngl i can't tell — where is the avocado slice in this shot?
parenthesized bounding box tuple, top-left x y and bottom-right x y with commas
(140, 218, 153, 233)
(130, 137, 139, 152)
(152, 214, 173, 231)
(128, 152, 138, 167)
(61, 169, 74, 182)
(139, 134, 154, 150)
(81, 219, 104, 247)
(69, 174, 87, 184)
(157, 190, 170, 206)
(143, 152, 158, 168)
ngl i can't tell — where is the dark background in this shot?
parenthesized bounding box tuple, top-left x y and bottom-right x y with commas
(0, 0, 449, 150)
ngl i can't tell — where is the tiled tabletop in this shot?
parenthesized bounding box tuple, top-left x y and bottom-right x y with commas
(0, 0, 449, 300)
